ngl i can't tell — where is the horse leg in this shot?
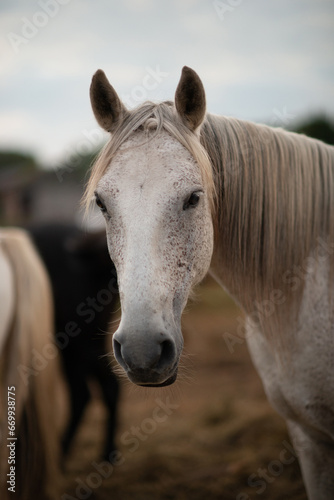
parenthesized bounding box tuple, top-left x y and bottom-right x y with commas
(62, 374, 91, 457)
(94, 358, 120, 462)
(287, 420, 334, 500)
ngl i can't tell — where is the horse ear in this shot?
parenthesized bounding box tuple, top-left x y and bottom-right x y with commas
(90, 69, 128, 133)
(175, 66, 206, 132)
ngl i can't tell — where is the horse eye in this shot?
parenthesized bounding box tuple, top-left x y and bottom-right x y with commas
(95, 194, 106, 212)
(183, 192, 201, 210)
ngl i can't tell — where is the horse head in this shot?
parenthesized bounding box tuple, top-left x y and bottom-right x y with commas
(89, 67, 214, 386)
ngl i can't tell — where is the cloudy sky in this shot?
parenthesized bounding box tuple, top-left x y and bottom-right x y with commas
(0, 0, 333, 167)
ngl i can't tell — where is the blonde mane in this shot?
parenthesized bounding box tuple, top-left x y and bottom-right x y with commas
(201, 114, 334, 337)
(84, 103, 334, 339)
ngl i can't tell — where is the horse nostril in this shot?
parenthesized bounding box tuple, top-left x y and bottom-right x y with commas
(113, 338, 127, 371)
(157, 339, 175, 371)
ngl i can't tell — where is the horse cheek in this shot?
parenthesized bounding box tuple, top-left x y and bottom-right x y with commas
(193, 213, 214, 284)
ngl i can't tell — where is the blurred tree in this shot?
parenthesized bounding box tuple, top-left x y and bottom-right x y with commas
(0, 151, 40, 225)
(68, 147, 101, 183)
(0, 150, 39, 172)
(54, 145, 104, 186)
(291, 115, 334, 146)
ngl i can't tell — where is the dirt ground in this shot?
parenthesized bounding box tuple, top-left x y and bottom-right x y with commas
(62, 279, 307, 500)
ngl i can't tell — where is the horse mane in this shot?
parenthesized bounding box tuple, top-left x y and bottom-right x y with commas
(0, 228, 66, 500)
(201, 114, 334, 338)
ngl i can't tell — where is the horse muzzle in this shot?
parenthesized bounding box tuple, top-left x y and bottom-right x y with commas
(112, 326, 181, 386)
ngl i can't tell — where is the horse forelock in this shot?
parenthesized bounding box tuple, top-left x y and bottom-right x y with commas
(83, 101, 216, 213)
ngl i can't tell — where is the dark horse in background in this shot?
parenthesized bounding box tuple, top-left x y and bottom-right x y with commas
(29, 223, 119, 462)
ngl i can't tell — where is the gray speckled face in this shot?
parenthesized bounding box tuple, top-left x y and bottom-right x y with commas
(95, 130, 214, 386)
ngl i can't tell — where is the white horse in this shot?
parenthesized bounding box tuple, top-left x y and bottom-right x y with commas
(85, 66, 334, 499)
(0, 228, 66, 500)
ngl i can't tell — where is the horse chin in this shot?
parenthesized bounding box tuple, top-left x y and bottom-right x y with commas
(128, 370, 178, 388)
(139, 372, 178, 388)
